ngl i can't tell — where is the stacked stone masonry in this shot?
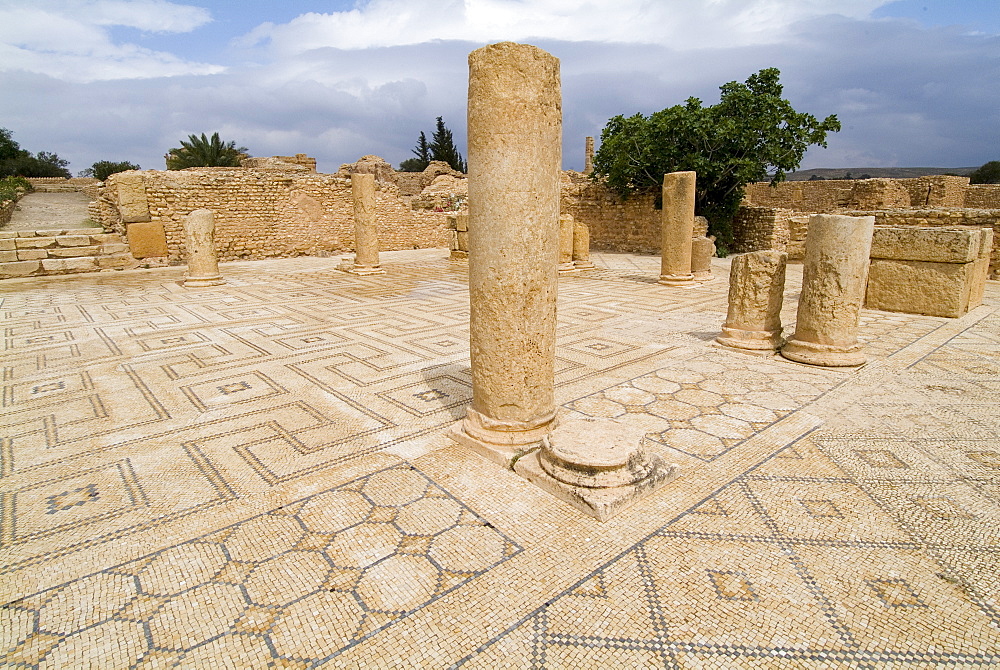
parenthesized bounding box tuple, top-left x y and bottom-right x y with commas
(94, 168, 452, 262)
(0, 229, 134, 279)
(738, 176, 1000, 276)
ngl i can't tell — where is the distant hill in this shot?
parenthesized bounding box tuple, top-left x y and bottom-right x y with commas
(783, 167, 977, 181)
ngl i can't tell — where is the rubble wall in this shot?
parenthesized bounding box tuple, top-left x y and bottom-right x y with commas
(95, 169, 450, 262)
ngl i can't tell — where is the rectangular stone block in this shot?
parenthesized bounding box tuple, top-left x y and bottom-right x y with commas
(0, 238, 14, 251)
(41, 257, 100, 274)
(870, 226, 979, 263)
(15, 237, 56, 249)
(56, 235, 92, 247)
(17, 249, 48, 261)
(126, 221, 168, 257)
(49, 246, 100, 257)
(0, 231, 15, 239)
(455, 214, 468, 232)
(457, 231, 469, 252)
(114, 173, 151, 223)
(865, 259, 976, 318)
(0, 250, 17, 262)
(99, 242, 130, 255)
(0, 260, 41, 278)
(64, 227, 102, 235)
(89, 233, 123, 245)
(97, 253, 135, 269)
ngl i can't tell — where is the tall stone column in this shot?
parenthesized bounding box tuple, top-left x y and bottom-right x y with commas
(781, 214, 875, 366)
(558, 213, 577, 274)
(453, 42, 561, 464)
(658, 171, 696, 285)
(573, 219, 595, 269)
(346, 173, 385, 275)
(584, 136, 594, 174)
(716, 250, 786, 351)
(182, 209, 224, 287)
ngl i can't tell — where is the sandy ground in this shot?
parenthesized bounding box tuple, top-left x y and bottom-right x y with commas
(2, 191, 96, 230)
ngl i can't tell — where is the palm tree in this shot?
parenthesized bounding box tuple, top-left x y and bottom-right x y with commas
(166, 132, 248, 169)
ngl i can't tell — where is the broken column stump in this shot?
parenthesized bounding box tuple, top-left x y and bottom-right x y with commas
(781, 214, 875, 367)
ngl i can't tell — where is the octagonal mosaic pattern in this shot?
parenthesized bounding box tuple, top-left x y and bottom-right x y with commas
(1, 464, 520, 667)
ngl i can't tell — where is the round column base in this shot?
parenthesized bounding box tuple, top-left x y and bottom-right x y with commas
(780, 337, 866, 367)
(658, 273, 695, 286)
(716, 325, 783, 352)
(183, 275, 225, 288)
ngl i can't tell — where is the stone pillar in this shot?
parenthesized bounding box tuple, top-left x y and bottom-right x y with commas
(781, 214, 875, 366)
(584, 136, 594, 174)
(658, 171, 696, 285)
(452, 42, 561, 464)
(182, 209, 224, 287)
(573, 219, 595, 269)
(716, 250, 786, 351)
(691, 235, 716, 281)
(558, 213, 577, 274)
(346, 172, 385, 275)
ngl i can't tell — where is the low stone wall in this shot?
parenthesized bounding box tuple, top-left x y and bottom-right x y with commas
(731, 206, 793, 254)
(95, 168, 451, 263)
(560, 172, 661, 253)
(744, 176, 998, 211)
(0, 197, 16, 226)
(846, 208, 999, 276)
(966, 185, 1000, 209)
(25, 177, 99, 192)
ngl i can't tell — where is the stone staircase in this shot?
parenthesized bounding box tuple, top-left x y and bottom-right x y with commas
(0, 228, 136, 280)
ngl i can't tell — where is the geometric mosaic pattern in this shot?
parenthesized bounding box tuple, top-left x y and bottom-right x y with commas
(458, 436, 1000, 668)
(2, 249, 999, 667)
(1, 464, 520, 668)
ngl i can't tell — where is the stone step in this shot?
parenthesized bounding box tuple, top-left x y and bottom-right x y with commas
(0, 229, 136, 279)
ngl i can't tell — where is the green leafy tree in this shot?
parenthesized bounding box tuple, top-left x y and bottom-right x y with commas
(429, 117, 466, 173)
(591, 68, 840, 247)
(0, 128, 20, 161)
(166, 132, 248, 169)
(79, 160, 141, 181)
(400, 131, 431, 172)
(970, 161, 1000, 184)
(0, 128, 72, 178)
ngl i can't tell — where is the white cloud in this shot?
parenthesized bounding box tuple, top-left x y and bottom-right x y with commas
(238, 0, 892, 53)
(0, 0, 221, 82)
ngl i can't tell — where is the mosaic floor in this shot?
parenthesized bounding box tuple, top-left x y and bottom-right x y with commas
(1, 249, 998, 668)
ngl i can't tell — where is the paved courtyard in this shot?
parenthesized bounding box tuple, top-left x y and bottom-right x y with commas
(1, 248, 998, 668)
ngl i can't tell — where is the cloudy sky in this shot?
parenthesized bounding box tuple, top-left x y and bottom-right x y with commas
(1, 0, 997, 174)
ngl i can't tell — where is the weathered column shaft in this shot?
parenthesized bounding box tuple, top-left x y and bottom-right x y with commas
(716, 250, 786, 351)
(659, 171, 696, 285)
(584, 136, 594, 174)
(463, 41, 561, 447)
(691, 235, 716, 281)
(182, 208, 224, 287)
(559, 213, 576, 272)
(781, 214, 875, 366)
(573, 219, 594, 269)
(352, 173, 380, 268)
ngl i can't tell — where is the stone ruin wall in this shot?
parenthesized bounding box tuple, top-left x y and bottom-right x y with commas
(743, 176, 978, 211)
(740, 176, 1000, 275)
(94, 168, 451, 263)
(558, 171, 707, 254)
(966, 185, 1000, 209)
